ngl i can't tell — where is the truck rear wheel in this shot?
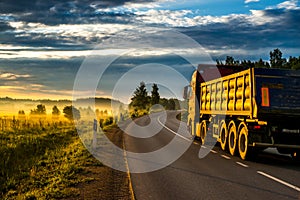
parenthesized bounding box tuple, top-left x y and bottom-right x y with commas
(238, 124, 248, 160)
(228, 122, 237, 156)
(219, 121, 228, 151)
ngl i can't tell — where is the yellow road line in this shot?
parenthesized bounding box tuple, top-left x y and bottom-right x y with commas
(123, 139, 136, 200)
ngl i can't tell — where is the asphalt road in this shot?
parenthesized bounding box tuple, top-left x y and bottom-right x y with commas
(124, 111, 300, 200)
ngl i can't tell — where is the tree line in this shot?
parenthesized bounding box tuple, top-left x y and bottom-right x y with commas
(129, 82, 179, 117)
(18, 104, 81, 121)
(17, 104, 116, 127)
(216, 48, 300, 69)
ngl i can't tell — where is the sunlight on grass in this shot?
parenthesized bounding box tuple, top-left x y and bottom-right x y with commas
(0, 115, 104, 199)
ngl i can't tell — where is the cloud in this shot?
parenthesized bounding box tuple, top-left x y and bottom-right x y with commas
(0, 0, 160, 14)
(176, 7, 300, 60)
(0, 0, 147, 27)
(1, 5, 300, 61)
(136, 9, 196, 26)
(0, 58, 82, 100)
(0, 21, 14, 31)
(135, 8, 282, 27)
(0, 0, 300, 101)
(247, 9, 282, 25)
(267, 0, 300, 10)
(0, 85, 76, 100)
(0, 50, 90, 59)
(132, 6, 300, 59)
(0, 72, 31, 80)
(1, 10, 136, 27)
(0, 22, 135, 52)
(245, 0, 260, 3)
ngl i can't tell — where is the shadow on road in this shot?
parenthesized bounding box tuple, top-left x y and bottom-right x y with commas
(249, 150, 300, 172)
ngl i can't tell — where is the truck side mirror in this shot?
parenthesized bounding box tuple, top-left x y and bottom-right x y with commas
(183, 85, 190, 100)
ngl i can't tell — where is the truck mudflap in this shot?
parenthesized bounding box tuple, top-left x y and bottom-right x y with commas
(251, 143, 300, 149)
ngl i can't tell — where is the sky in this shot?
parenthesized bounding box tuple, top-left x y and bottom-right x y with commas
(0, 0, 300, 103)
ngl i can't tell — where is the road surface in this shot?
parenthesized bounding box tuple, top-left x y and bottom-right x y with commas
(123, 111, 300, 200)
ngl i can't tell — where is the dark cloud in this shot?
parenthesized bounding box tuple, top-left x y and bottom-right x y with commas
(0, 32, 83, 49)
(278, 9, 300, 28)
(0, 0, 145, 25)
(16, 11, 136, 25)
(1, 1, 300, 67)
(179, 8, 300, 60)
(2, 32, 96, 49)
(0, 0, 155, 14)
(0, 21, 14, 31)
(0, 0, 41, 14)
(81, 0, 156, 9)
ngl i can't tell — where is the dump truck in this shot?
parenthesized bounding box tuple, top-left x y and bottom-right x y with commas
(184, 65, 300, 160)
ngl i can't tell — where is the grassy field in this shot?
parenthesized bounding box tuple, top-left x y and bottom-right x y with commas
(0, 117, 104, 200)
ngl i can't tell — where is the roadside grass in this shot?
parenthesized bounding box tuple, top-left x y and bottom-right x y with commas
(0, 125, 103, 200)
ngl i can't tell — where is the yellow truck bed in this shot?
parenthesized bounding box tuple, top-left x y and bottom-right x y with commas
(200, 68, 257, 118)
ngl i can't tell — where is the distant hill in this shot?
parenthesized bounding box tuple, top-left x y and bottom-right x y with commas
(75, 97, 123, 108)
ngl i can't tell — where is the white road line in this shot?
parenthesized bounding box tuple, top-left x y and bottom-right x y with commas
(157, 117, 192, 142)
(210, 150, 217, 154)
(257, 171, 300, 192)
(236, 162, 249, 168)
(193, 142, 200, 145)
(221, 154, 231, 160)
(201, 145, 207, 149)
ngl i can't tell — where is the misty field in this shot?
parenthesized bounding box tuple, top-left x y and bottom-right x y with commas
(0, 115, 110, 199)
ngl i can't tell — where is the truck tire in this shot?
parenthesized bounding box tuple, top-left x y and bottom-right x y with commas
(238, 124, 249, 160)
(228, 121, 237, 156)
(219, 121, 228, 151)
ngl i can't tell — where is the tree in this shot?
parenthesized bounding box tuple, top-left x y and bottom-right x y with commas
(216, 59, 223, 65)
(215, 49, 300, 69)
(130, 82, 150, 110)
(225, 56, 235, 65)
(218, 56, 246, 66)
(52, 106, 60, 116)
(37, 104, 46, 114)
(151, 83, 160, 105)
(18, 110, 26, 120)
(270, 48, 284, 68)
(240, 60, 255, 68)
(254, 58, 270, 68)
(286, 56, 300, 69)
(167, 99, 176, 110)
(18, 110, 25, 115)
(159, 98, 179, 110)
(63, 106, 81, 121)
(159, 98, 169, 109)
(31, 104, 46, 115)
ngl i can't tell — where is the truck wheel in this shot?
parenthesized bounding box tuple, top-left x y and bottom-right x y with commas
(200, 121, 207, 145)
(219, 121, 228, 151)
(228, 122, 237, 156)
(238, 125, 248, 160)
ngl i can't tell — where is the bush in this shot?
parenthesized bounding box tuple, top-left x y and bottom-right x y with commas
(103, 117, 114, 126)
